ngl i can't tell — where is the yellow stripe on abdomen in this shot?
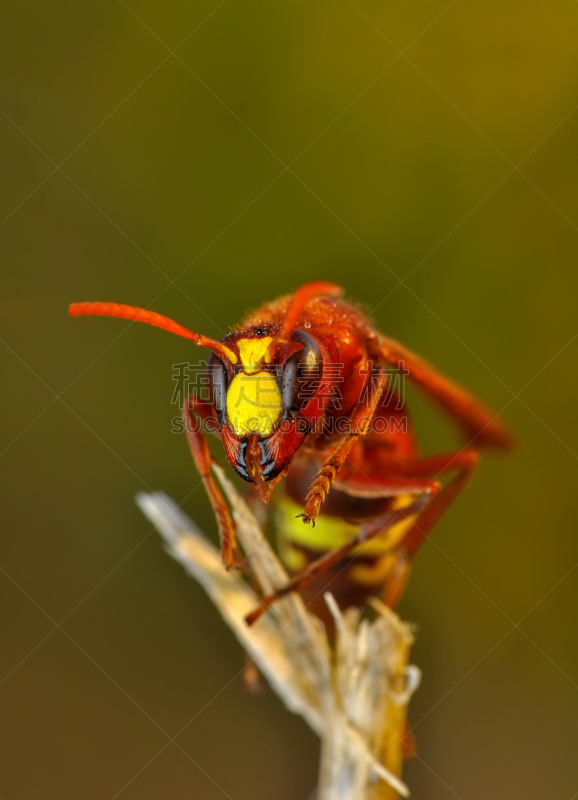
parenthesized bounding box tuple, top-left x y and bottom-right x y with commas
(274, 495, 417, 561)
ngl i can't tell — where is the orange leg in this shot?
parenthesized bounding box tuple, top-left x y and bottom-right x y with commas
(183, 394, 243, 570)
(246, 448, 480, 624)
(382, 449, 480, 556)
(333, 447, 481, 607)
(245, 490, 436, 626)
(375, 335, 512, 450)
(377, 449, 480, 606)
(298, 366, 388, 525)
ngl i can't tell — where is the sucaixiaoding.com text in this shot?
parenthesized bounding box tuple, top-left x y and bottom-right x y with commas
(169, 360, 409, 436)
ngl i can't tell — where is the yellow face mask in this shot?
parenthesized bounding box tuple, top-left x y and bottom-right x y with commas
(226, 338, 282, 437)
(226, 370, 283, 436)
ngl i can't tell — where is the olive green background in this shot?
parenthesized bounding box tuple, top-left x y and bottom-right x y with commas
(1, 2, 577, 798)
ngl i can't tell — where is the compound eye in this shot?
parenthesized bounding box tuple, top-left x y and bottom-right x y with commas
(281, 331, 321, 412)
(206, 353, 229, 418)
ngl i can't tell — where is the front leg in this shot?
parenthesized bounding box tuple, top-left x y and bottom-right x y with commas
(298, 365, 388, 525)
(183, 394, 243, 570)
(297, 437, 358, 525)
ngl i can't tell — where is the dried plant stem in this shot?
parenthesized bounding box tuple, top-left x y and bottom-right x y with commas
(137, 465, 420, 799)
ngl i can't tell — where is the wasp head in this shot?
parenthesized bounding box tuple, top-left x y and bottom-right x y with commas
(206, 324, 331, 500)
(69, 282, 342, 502)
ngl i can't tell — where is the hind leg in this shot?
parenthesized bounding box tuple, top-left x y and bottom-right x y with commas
(245, 488, 437, 625)
(376, 449, 480, 606)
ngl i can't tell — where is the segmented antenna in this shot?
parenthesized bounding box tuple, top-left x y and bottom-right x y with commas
(69, 302, 237, 363)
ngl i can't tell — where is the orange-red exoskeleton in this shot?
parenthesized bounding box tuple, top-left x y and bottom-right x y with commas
(69, 281, 510, 628)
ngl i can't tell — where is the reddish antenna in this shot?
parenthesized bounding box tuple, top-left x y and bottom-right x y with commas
(279, 281, 343, 340)
(69, 302, 238, 363)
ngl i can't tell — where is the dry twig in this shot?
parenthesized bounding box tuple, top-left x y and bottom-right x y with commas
(137, 465, 420, 799)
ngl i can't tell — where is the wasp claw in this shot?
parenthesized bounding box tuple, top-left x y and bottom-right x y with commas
(222, 545, 247, 573)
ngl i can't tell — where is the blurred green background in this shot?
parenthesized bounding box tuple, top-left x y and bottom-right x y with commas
(1, 1, 577, 798)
